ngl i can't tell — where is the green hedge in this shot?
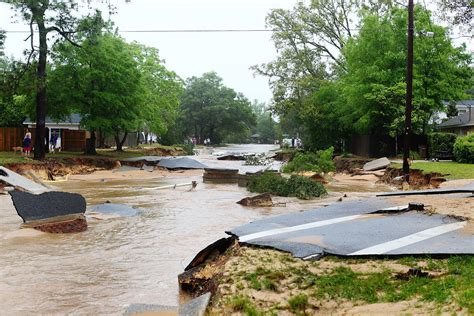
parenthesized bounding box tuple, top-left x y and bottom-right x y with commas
(247, 172, 327, 200)
(453, 134, 474, 163)
(428, 132, 457, 158)
(282, 147, 335, 174)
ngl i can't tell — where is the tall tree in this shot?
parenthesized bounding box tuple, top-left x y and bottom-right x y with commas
(437, 0, 473, 29)
(0, 29, 5, 55)
(131, 43, 184, 143)
(5, 0, 103, 159)
(253, 0, 394, 116)
(49, 33, 143, 153)
(251, 100, 279, 144)
(50, 30, 183, 153)
(180, 72, 256, 144)
(342, 6, 472, 140)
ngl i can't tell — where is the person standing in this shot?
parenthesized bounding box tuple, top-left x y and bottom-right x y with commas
(50, 133, 58, 153)
(23, 129, 32, 157)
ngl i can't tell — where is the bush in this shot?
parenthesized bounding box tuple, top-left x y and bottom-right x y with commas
(173, 143, 194, 155)
(428, 132, 457, 158)
(247, 172, 327, 200)
(453, 134, 474, 163)
(282, 147, 335, 174)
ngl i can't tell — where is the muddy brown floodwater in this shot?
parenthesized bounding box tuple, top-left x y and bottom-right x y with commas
(0, 144, 395, 315)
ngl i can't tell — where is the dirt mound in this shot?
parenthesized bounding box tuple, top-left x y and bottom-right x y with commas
(381, 167, 446, 188)
(143, 146, 185, 156)
(334, 156, 372, 173)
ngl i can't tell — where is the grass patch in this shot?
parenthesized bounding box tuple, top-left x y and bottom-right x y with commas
(391, 161, 474, 179)
(247, 172, 327, 199)
(311, 257, 474, 312)
(229, 295, 262, 316)
(288, 294, 309, 312)
(211, 248, 474, 315)
(0, 147, 169, 165)
(243, 267, 285, 292)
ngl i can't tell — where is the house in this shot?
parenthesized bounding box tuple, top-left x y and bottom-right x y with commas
(23, 114, 86, 151)
(431, 100, 474, 124)
(438, 106, 474, 135)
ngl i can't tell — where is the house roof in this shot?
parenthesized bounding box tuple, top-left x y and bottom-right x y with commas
(438, 109, 474, 128)
(24, 114, 82, 125)
(442, 100, 474, 107)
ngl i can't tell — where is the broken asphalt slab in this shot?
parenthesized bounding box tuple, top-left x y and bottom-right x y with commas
(179, 292, 211, 316)
(121, 156, 162, 163)
(0, 166, 48, 194)
(123, 293, 211, 316)
(9, 190, 86, 222)
(158, 157, 208, 169)
(363, 157, 391, 171)
(123, 304, 177, 316)
(377, 182, 474, 196)
(88, 203, 139, 217)
(228, 198, 473, 258)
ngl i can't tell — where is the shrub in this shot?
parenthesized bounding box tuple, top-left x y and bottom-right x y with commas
(173, 143, 194, 155)
(286, 175, 327, 199)
(247, 172, 287, 195)
(453, 134, 474, 163)
(282, 147, 335, 173)
(247, 172, 327, 200)
(428, 132, 457, 158)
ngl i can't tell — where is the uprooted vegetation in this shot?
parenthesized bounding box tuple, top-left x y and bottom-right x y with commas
(282, 147, 335, 174)
(247, 172, 327, 200)
(209, 246, 474, 315)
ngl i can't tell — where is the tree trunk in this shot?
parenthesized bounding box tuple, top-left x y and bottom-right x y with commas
(85, 130, 97, 155)
(114, 131, 128, 151)
(98, 128, 105, 148)
(34, 20, 48, 160)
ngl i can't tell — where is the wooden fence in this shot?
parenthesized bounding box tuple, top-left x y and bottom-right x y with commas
(62, 130, 86, 152)
(0, 127, 34, 151)
(0, 127, 85, 152)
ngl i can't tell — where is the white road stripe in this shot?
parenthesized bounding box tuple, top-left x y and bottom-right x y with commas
(239, 205, 410, 243)
(303, 254, 322, 260)
(349, 221, 467, 255)
(239, 214, 363, 242)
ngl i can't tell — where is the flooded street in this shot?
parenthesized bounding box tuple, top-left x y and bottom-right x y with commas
(0, 144, 342, 315)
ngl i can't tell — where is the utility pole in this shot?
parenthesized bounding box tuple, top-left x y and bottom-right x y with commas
(403, 0, 414, 181)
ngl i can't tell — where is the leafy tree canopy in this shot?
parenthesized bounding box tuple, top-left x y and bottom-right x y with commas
(180, 72, 256, 144)
(342, 5, 473, 137)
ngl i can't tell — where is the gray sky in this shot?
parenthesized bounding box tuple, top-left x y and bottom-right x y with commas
(0, 0, 471, 104)
(0, 0, 296, 104)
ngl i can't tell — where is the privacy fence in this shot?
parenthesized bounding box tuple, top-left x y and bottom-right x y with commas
(0, 127, 85, 152)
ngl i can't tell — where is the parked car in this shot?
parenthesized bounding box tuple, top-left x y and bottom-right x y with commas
(280, 138, 292, 148)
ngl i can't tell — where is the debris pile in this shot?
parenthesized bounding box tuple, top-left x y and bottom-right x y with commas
(237, 193, 274, 207)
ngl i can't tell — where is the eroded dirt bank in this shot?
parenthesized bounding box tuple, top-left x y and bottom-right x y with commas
(205, 245, 472, 315)
(3, 157, 120, 181)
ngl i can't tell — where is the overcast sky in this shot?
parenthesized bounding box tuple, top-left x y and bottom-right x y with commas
(0, 0, 471, 104)
(0, 0, 296, 104)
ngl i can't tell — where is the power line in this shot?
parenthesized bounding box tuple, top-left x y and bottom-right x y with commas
(1, 28, 471, 39)
(2, 29, 275, 33)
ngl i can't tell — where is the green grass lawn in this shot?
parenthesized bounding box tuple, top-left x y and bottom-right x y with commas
(0, 148, 151, 165)
(391, 161, 474, 179)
